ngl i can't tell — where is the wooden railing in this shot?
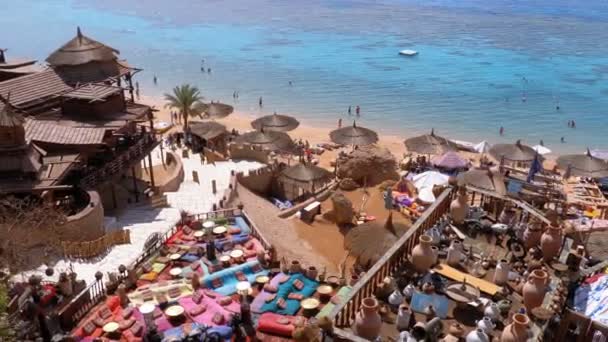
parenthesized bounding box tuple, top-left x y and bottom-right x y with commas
(57, 277, 106, 330)
(328, 187, 454, 328)
(80, 133, 159, 189)
(466, 186, 551, 225)
(62, 230, 131, 259)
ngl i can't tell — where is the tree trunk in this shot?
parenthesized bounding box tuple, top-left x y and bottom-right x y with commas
(182, 108, 189, 131)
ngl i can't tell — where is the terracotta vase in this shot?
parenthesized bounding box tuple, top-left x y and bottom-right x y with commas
(523, 224, 543, 250)
(493, 259, 510, 286)
(450, 189, 469, 225)
(447, 240, 462, 267)
(540, 225, 563, 262)
(411, 235, 435, 273)
(354, 297, 382, 340)
(500, 313, 530, 342)
(290, 260, 303, 274)
(307, 266, 318, 280)
(522, 269, 548, 311)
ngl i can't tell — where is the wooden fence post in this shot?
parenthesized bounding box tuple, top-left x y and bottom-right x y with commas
(192, 171, 199, 184)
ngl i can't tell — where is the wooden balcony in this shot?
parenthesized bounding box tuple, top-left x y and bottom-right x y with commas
(79, 133, 159, 189)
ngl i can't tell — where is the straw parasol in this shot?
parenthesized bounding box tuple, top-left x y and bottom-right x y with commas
(431, 151, 470, 169)
(201, 102, 234, 119)
(279, 163, 332, 184)
(457, 168, 507, 196)
(329, 121, 378, 146)
(188, 121, 227, 140)
(345, 212, 409, 266)
(46, 27, 119, 66)
(404, 129, 457, 155)
(251, 113, 299, 132)
(234, 128, 294, 152)
(556, 149, 608, 178)
(489, 140, 538, 162)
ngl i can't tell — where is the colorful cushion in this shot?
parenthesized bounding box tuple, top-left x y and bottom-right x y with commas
(192, 291, 203, 304)
(203, 289, 217, 298)
(244, 241, 255, 250)
(155, 256, 170, 264)
(278, 275, 291, 284)
(212, 312, 225, 325)
(82, 321, 96, 336)
(277, 298, 287, 309)
(141, 290, 154, 302)
(251, 264, 263, 273)
(122, 307, 134, 320)
(99, 307, 112, 320)
(211, 278, 223, 289)
(139, 272, 158, 282)
(276, 317, 291, 325)
(168, 287, 182, 298)
(153, 308, 163, 319)
(155, 293, 168, 305)
(142, 263, 153, 273)
(119, 318, 135, 330)
(192, 262, 201, 271)
(130, 322, 144, 337)
(93, 317, 105, 328)
(183, 227, 193, 235)
(235, 271, 247, 282)
(293, 279, 304, 291)
(287, 293, 304, 301)
(209, 264, 223, 273)
(217, 297, 232, 306)
(264, 284, 278, 293)
(189, 304, 207, 316)
(266, 294, 277, 303)
(228, 227, 241, 235)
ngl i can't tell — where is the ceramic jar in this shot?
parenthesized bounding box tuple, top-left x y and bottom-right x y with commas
(450, 188, 469, 225)
(466, 328, 490, 342)
(290, 260, 303, 274)
(540, 225, 563, 262)
(307, 266, 318, 280)
(354, 297, 382, 340)
(388, 289, 405, 307)
(477, 316, 496, 334)
(349, 274, 359, 286)
(484, 303, 501, 322)
(523, 224, 543, 250)
(500, 313, 530, 342)
(522, 269, 549, 311)
(447, 240, 462, 267)
(493, 259, 510, 286)
(396, 304, 413, 331)
(411, 235, 435, 273)
(428, 227, 442, 245)
(402, 284, 416, 300)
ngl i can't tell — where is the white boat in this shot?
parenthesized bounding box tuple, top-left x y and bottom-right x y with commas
(399, 49, 418, 56)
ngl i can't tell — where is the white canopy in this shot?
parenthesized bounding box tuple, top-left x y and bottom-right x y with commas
(474, 141, 491, 154)
(413, 171, 450, 203)
(532, 145, 552, 155)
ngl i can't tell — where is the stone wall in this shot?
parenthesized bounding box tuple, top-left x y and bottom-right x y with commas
(60, 190, 105, 242)
(228, 143, 269, 163)
(155, 151, 184, 193)
(236, 165, 278, 195)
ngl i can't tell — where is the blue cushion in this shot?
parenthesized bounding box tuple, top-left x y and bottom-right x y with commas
(260, 273, 319, 315)
(202, 260, 268, 296)
(234, 216, 251, 234)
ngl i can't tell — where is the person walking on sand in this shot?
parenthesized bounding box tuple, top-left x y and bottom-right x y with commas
(338, 118, 342, 128)
(259, 97, 263, 107)
(153, 75, 157, 85)
(355, 105, 360, 116)
(499, 126, 504, 136)
(348, 106, 352, 116)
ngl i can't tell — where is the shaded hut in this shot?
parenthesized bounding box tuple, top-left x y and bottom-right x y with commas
(277, 163, 332, 201)
(189, 121, 228, 154)
(489, 140, 539, 166)
(234, 129, 294, 153)
(345, 212, 409, 267)
(457, 168, 507, 196)
(431, 151, 470, 170)
(201, 102, 233, 120)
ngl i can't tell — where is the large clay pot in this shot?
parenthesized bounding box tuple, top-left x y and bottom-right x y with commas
(476, 316, 496, 335)
(522, 269, 548, 311)
(493, 259, 510, 286)
(523, 224, 543, 250)
(354, 297, 382, 340)
(411, 235, 435, 273)
(450, 189, 469, 225)
(447, 240, 462, 267)
(466, 328, 490, 342)
(500, 313, 530, 342)
(540, 225, 563, 262)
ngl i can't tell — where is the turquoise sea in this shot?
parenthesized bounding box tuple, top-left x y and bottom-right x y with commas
(2, 0, 608, 153)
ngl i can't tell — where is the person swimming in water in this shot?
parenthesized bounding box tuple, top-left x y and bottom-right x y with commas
(348, 106, 351, 115)
(259, 97, 263, 107)
(499, 126, 504, 136)
(561, 137, 565, 143)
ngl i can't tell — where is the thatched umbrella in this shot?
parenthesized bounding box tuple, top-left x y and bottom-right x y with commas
(489, 140, 538, 162)
(457, 168, 507, 196)
(556, 149, 608, 178)
(345, 212, 409, 266)
(234, 128, 294, 152)
(329, 121, 378, 146)
(189, 121, 227, 140)
(404, 129, 457, 155)
(251, 113, 299, 132)
(431, 151, 470, 169)
(280, 163, 332, 184)
(201, 102, 234, 119)
(46, 27, 119, 66)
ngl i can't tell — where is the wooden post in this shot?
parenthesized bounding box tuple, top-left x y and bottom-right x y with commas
(192, 171, 199, 184)
(111, 183, 118, 210)
(147, 152, 155, 188)
(212, 180, 217, 194)
(131, 167, 139, 203)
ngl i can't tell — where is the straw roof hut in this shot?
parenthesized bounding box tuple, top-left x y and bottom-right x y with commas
(345, 212, 409, 266)
(489, 140, 538, 162)
(234, 129, 294, 152)
(404, 129, 457, 155)
(201, 102, 234, 119)
(329, 121, 378, 146)
(251, 113, 299, 132)
(457, 168, 507, 196)
(557, 149, 608, 178)
(431, 151, 470, 170)
(278, 163, 333, 201)
(46, 27, 119, 66)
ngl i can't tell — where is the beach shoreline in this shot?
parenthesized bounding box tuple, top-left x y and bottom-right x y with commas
(142, 94, 561, 168)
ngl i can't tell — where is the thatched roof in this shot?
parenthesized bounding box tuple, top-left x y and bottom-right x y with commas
(46, 27, 119, 66)
(404, 129, 457, 155)
(279, 163, 332, 184)
(432, 151, 469, 169)
(329, 121, 378, 146)
(489, 140, 538, 162)
(202, 102, 234, 119)
(235, 129, 294, 152)
(557, 149, 608, 178)
(251, 113, 299, 132)
(189, 121, 227, 140)
(457, 168, 507, 196)
(0, 94, 25, 127)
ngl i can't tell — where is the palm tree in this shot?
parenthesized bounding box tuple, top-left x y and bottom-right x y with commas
(163, 84, 205, 130)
